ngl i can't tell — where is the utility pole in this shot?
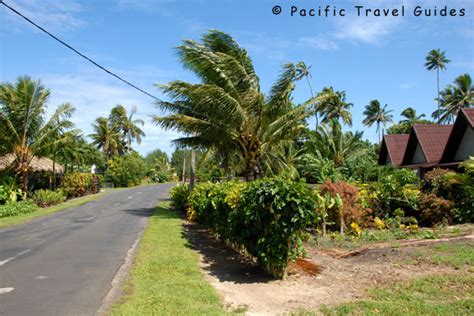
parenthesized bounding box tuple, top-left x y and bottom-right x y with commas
(190, 148, 196, 190)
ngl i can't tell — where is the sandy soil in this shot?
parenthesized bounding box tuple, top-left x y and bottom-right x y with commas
(184, 222, 474, 315)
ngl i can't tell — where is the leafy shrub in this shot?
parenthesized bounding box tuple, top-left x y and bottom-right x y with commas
(319, 180, 370, 229)
(423, 168, 455, 197)
(419, 193, 455, 226)
(106, 153, 146, 187)
(170, 184, 190, 214)
(0, 201, 38, 218)
(61, 173, 102, 198)
(32, 189, 66, 207)
(176, 178, 317, 279)
(0, 176, 25, 204)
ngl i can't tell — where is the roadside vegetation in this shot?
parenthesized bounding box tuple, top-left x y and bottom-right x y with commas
(110, 204, 225, 316)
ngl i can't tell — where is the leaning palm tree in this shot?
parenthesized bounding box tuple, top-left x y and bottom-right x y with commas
(296, 62, 318, 128)
(400, 107, 426, 124)
(362, 100, 393, 143)
(425, 49, 450, 109)
(433, 74, 474, 123)
(0, 76, 75, 190)
(89, 117, 124, 160)
(153, 30, 314, 181)
(110, 105, 145, 152)
(316, 87, 353, 126)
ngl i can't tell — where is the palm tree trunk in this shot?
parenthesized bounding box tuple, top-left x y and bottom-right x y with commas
(306, 76, 319, 129)
(52, 151, 57, 190)
(244, 156, 255, 182)
(182, 156, 186, 183)
(437, 68, 440, 110)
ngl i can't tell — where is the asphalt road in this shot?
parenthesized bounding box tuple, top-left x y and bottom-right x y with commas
(0, 183, 173, 316)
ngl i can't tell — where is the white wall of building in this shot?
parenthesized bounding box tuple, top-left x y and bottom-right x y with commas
(454, 127, 474, 161)
(412, 143, 426, 164)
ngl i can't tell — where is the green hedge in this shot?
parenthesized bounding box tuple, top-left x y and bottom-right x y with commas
(60, 173, 102, 198)
(173, 178, 317, 279)
(0, 201, 38, 218)
(32, 189, 67, 207)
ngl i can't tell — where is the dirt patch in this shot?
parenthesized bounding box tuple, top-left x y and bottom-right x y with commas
(184, 222, 474, 315)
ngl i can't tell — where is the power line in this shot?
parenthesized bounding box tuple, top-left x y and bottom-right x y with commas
(0, 0, 160, 101)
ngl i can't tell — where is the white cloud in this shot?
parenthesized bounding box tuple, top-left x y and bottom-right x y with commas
(298, 35, 339, 51)
(400, 82, 416, 89)
(1, 0, 85, 33)
(40, 67, 184, 156)
(334, 16, 402, 44)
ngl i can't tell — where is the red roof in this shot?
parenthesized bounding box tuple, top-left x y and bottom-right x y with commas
(411, 124, 453, 164)
(383, 134, 409, 166)
(462, 108, 474, 127)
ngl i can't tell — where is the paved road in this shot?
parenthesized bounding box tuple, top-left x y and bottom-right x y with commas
(0, 183, 173, 316)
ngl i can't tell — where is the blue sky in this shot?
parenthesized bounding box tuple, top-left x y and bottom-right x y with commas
(1, 0, 473, 156)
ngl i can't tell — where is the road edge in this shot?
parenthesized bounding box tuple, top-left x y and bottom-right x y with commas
(96, 220, 148, 315)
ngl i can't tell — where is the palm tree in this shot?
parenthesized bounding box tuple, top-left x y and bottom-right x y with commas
(110, 105, 145, 152)
(0, 76, 75, 190)
(400, 107, 426, 124)
(89, 117, 124, 160)
(433, 74, 473, 123)
(304, 119, 364, 167)
(362, 100, 393, 143)
(153, 30, 312, 181)
(296, 62, 318, 128)
(425, 49, 450, 109)
(316, 87, 353, 126)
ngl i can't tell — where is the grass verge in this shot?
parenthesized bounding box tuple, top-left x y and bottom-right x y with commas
(0, 190, 110, 229)
(321, 274, 474, 315)
(110, 203, 225, 316)
(402, 242, 474, 270)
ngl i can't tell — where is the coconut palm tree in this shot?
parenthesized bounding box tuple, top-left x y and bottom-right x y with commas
(296, 62, 318, 128)
(89, 117, 124, 160)
(362, 100, 393, 143)
(110, 105, 145, 152)
(400, 107, 426, 124)
(316, 87, 353, 126)
(304, 119, 364, 168)
(0, 76, 75, 191)
(432, 74, 473, 123)
(425, 49, 450, 109)
(153, 30, 313, 181)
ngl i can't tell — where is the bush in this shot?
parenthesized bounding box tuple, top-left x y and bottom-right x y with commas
(32, 189, 66, 207)
(0, 176, 25, 204)
(319, 180, 370, 229)
(170, 184, 190, 214)
(106, 153, 147, 187)
(0, 201, 38, 218)
(174, 178, 317, 279)
(419, 193, 455, 226)
(61, 173, 102, 198)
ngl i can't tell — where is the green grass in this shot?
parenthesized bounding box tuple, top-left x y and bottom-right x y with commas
(313, 225, 470, 251)
(321, 274, 474, 315)
(0, 190, 110, 229)
(110, 203, 225, 316)
(405, 242, 474, 270)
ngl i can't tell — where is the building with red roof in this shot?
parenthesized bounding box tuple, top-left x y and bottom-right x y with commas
(379, 108, 473, 177)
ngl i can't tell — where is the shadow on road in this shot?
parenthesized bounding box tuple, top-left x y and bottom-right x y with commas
(183, 222, 273, 284)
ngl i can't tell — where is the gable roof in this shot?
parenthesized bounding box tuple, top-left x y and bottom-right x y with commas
(440, 108, 474, 163)
(378, 134, 409, 166)
(401, 124, 453, 165)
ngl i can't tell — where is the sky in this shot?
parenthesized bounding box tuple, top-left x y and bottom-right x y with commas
(1, 0, 473, 156)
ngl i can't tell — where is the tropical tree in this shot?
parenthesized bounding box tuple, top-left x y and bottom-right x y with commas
(432, 74, 473, 123)
(400, 107, 426, 124)
(0, 76, 75, 190)
(296, 62, 318, 128)
(425, 49, 450, 109)
(316, 87, 353, 126)
(153, 30, 314, 181)
(89, 117, 124, 160)
(304, 119, 364, 168)
(362, 100, 393, 142)
(110, 105, 145, 152)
